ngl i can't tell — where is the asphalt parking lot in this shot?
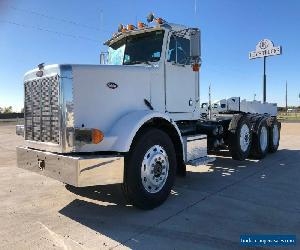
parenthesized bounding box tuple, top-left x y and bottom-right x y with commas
(0, 122, 299, 250)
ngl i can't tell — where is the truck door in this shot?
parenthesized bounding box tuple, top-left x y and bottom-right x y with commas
(165, 34, 196, 113)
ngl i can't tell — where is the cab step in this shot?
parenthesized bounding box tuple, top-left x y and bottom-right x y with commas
(183, 134, 215, 166)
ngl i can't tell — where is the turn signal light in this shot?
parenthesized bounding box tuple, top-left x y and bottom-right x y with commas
(92, 129, 104, 144)
(192, 63, 200, 72)
(75, 128, 104, 144)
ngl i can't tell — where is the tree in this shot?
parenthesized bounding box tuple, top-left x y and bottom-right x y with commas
(3, 106, 13, 114)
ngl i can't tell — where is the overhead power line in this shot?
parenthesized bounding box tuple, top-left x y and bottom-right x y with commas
(9, 6, 110, 33)
(0, 20, 100, 43)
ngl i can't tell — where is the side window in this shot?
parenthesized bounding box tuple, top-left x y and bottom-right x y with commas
(176, 37, 190, 64)
(167, 36, 190, 65)
(167, 36, 176, 62)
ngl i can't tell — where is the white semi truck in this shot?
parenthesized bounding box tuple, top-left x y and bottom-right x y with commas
(16, 14, 281, 209)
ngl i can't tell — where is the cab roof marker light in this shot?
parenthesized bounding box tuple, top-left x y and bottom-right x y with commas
(155, 17, 165, 25)
(127, 24, 136, 30)
(137, 21, 146, 29)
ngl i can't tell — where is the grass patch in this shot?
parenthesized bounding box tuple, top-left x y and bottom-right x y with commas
(278, 114, 300, 121)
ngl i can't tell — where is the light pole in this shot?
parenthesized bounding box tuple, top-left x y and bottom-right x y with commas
(208, 83, 212, 120)
(298, 93, 300, 114)
(285, 81, 288, 115)
(249, 39, 282, 103)
(263, 56, 266, 103)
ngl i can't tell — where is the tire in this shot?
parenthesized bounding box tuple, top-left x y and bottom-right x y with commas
(122, 128, 177, 209)
(269, 119, 280, 153)
(250, 119, 269, 159)
(228, 116, 252, 161)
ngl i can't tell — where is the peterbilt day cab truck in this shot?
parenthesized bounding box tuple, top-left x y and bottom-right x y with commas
(16, 14, 281, 209)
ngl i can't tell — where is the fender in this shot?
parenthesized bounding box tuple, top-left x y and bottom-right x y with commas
(75, 110, 184, 155)
(228, 114, 244, 132)
(108, 110, 184, 153)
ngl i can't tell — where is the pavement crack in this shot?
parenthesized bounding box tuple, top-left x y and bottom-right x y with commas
(37, 221, 85, 250)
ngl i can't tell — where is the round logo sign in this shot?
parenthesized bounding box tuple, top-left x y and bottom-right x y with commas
(256, 39, 274, 51)
(259, 40, 268, 50)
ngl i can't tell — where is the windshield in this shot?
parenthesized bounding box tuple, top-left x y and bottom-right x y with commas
(108, 30, 165, 65)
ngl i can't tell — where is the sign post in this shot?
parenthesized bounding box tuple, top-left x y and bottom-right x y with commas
(249, 39, 282, 103)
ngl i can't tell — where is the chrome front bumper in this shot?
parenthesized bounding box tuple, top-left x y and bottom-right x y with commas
(16, 146, 124, 187)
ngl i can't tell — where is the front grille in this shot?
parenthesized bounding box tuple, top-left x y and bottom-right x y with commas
(24, 75, 60, 144)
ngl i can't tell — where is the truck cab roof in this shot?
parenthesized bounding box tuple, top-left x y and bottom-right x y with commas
(104, 22, 191, 47)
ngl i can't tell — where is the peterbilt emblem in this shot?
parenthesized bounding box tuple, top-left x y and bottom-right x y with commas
(36, 70, 43, 77)
(106, 82, 118, 89)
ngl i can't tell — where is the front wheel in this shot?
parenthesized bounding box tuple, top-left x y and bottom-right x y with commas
(122, 128, 176, 209)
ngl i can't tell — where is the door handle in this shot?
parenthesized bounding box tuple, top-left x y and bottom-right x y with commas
(189, 99, 193, 106)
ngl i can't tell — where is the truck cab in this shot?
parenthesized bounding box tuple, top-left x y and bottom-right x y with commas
(104, 22, 201, 121)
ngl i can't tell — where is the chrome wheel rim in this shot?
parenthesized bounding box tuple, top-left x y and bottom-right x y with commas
(240, 124, 250, 152)
(273, 124, 279, 146)
(260, 126, 268, 151)
(141, 145, 169, 193)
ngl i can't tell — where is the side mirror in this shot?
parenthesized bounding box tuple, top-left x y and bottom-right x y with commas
(190, 29, 201, 59)
(100, 52, 108, 65)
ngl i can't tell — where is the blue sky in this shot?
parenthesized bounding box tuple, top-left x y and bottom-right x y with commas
(0, 0, 299, 111)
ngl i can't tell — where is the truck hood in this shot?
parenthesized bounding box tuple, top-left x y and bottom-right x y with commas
(71, 64, 152, 133)
(22, 63, 153, 153)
